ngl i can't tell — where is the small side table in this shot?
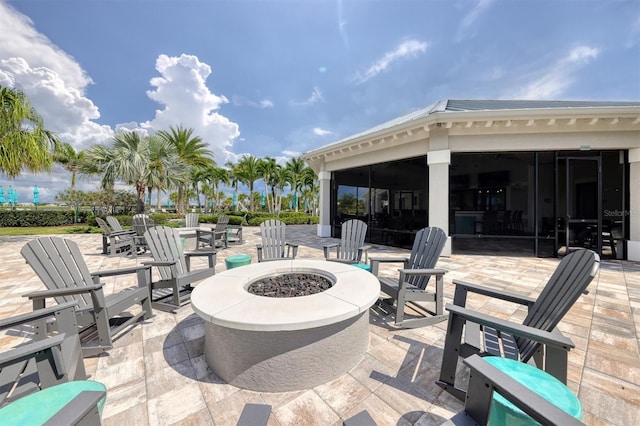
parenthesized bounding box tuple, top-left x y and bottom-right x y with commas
(484, 357, 582, 425)
(225, 254, 252, 269)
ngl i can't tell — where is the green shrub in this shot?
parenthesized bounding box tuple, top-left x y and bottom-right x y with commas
(0, 210, 88, 227)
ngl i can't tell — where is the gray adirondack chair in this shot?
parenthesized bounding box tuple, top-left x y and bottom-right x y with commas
(0, 302, 107, 425)
(132, 214, 155, 254)
(256, 219, 298, 262)
(323, 219, 371, 264)
(106, 216, 127, 233)
(183, 212, 199, 228)
(370, 227, 448, 328)
(0, 302, 85, 407)
(437, 248, 600, 402)
(21, 237, 153, 357)
(197, 214, 230, 249)
(143, 226, 217, 311)
(95, 217, 134, 256)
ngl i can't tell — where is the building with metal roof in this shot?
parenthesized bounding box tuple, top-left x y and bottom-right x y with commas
(303, 99, 640, 260)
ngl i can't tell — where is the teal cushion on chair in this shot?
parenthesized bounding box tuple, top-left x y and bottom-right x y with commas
(484, 357, 582, 426)
(0, 380, 107, 425)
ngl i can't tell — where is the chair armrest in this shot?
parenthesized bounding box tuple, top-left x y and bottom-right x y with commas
(0, 334, 65, 367)
(358, 245, 372, 262)
(23, 284, 105, 300)
(370, 256, 409, 276)
(91, 264, 151, 278)
(323, 243, 340, 249)
(323, 243, 339, 259)
(0, 302, 78, 330)
(185, 250, 217, 258)
(109, 229, 136, 236)
(463, 355, 585, 426)
(399, 268, 447, 276)
(286, 242, 299, 258)
(452, 279, 537, 307)
(446, 304, 575, 349)
(142, 260, 178, 267)
(43, 390, 107, 426)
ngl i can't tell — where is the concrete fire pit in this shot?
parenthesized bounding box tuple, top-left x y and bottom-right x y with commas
(191, 259, 380, 392)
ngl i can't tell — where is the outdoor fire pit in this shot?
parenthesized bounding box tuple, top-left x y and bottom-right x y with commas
(191, 259, 380, 392)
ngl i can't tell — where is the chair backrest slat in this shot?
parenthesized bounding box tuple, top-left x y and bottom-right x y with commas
(215, 215, 230, 233)
(21, 237, 95, 308)
(260, 219, 287, 260)
(518, 249, 599, 360)
(339, 219, 367, 261)
(106, 216, 125, 232)
(132, 215, 154, 237)
(184, 213, 199, 228)
(406, 227, 447, 289)
(144, 226, 188, 279)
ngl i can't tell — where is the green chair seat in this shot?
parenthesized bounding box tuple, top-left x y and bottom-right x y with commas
(485, 357, 582, 425)
(0, 380, 107, 425)
(225, 254, 252, 269)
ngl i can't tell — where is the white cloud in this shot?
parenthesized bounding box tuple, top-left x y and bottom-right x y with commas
(513, 45, 601, 100)
(141, 54, 241, 164)
(232, 95, 274, 109)
(354, 39, 429, 84)
(0, 2, 113, 150)
(337, 0, 349, 49)
(290, 86, 324, 106)
(313, 127, 333, 136)
(455, 0, 495, 42)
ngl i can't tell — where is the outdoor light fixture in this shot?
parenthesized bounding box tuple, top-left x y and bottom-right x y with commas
(579, 144, 592, 151)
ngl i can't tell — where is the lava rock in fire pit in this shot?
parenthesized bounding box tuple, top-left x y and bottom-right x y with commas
(247, 273, 333, 298)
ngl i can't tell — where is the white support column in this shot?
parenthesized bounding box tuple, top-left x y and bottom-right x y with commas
(317, 171, 332, 237)
(428, 149, 452, 256)
(628, 148, 640, 261)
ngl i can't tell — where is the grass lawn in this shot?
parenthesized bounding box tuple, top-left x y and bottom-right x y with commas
(0, 225, 98, 236)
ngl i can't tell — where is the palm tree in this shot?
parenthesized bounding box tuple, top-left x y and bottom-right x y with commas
(81, 131, 151, 213)
(300, 167, 318, 214)
(285, 157, 307, 212)
(225, 160, 242, 212)
(0, 86, 59, 178)
(203, 166, 229, 213)
(257, 157, 278, 213)
(54, 142, 84, 190)
(156, 125, 214, 214)
(235, 155, 261, 211)
(145, 135, 187, 210)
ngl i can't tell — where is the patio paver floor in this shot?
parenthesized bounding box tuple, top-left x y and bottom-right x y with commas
(1, 225, 639, 425)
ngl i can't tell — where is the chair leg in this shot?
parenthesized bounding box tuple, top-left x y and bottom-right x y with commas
(436, 312, 467, 401)
(394, 287, 407, 326)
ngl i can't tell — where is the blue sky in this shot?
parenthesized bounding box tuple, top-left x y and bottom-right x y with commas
(1, 0, 639, 203)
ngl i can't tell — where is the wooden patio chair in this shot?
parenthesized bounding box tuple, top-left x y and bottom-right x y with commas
(0, 302, 108, 425)
(197, 214, 230, 249)
(21, 237, 153, 357)
(256, 219, 298, 262)
(437, 249, 599, 401)
(95, 217, 134, 256)
(370, 227, 448, 328)
(143, 226, 217, 311)
(323, 219, 371, 264)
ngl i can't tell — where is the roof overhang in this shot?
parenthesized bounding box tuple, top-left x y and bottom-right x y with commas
(302, 106, 640, 165)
